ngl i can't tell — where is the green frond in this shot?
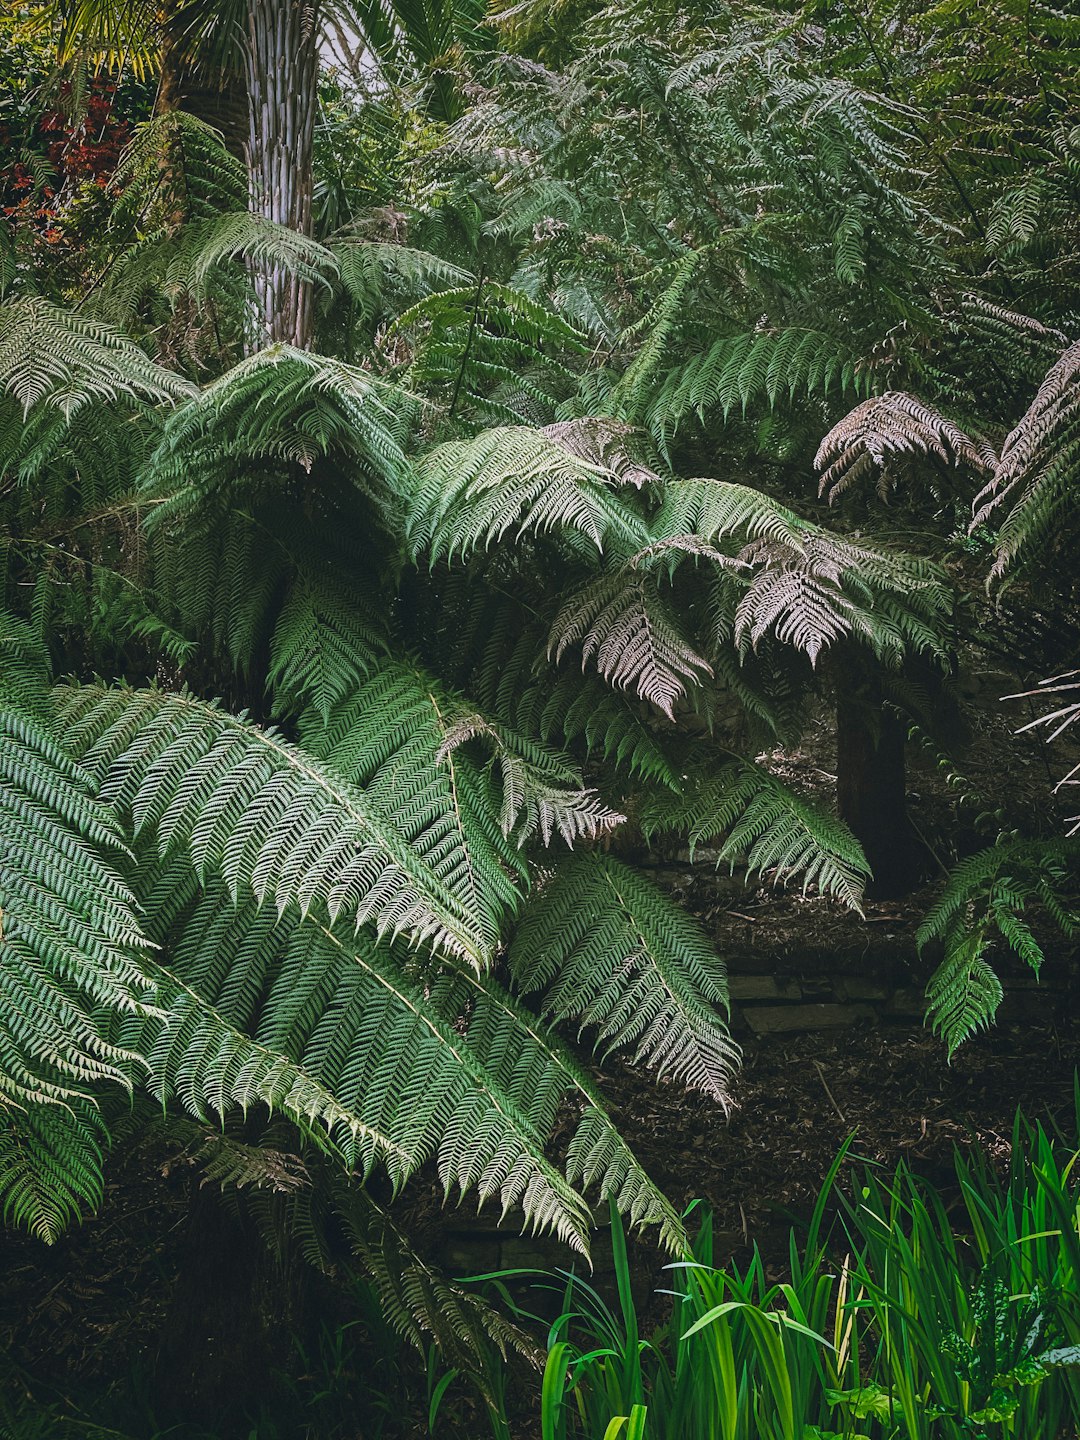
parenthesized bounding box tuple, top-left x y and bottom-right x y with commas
(409, 425, 650, 563)
(0, 708, 156, 1107)
(654, 478, 812, 551)
(182, 212, 339, 294)
(268, 579, 388, 722)
(614, 249, 704, 422)
(642, 760, 871, 911)
(924, 932, 1004, 1058)
(0, 1100, 104, 1244)
(110, 111, 247, 221)
(509, 852, 738, 1106)
(0, 297, 194, 419)
(298, 662, 529, 950)
(322, 1179, 540, 1370)
(919, 839, 1080, 1053)
(103, 212, 339, 328)
(446, 966, 685, 1249)
(0, 611, 53, 723)
(460, 607, 679, 786)
(54, 685, 491, 967)
(134, 877, 595, 1249)
(144, 346, 416, 521)
(389, 281, 586, 420)
(648, 328, 868, 446)
(330, 237, 474, 327)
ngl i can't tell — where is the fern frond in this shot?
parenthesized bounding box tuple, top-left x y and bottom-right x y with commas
(0, 708, 156, 1107)
(54, 685, 491, 967)
(182, 212, 339, 294)
(462, 611, 679, 785)
(144, 346, 415, 519)
(654, 478, 812, 551)
(135, 878, 595, 1248)
(330, 237, 473, 326)
(815, 391, 995, 504)
(549, 568, 712, 719)
(298, 662, 529, 950)
(924, 932, 1004, 1057)
(323, 1178, 540, 1370)
(0, 1100, 104, 1244)
(540, 418, 660, 487)
(733, 534, 951, 667)
(0, 611, 53, 723)
(648, 328, 867, 446)
(509, 853, 738, 1106)
(972, 338, 1080, 581)
(110, 111, 247, 220)
(409, 426, 650, 563)
(268, 579, 388, 722)
(918, 839, 1080, 1052)
(642, 760, 871, 910)
(0, 297, 194, 418)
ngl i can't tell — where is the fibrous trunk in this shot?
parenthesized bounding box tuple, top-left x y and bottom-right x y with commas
(243, 0, 319, 348)
(835, 651, 921, 899)
(158, 1, 247, 157)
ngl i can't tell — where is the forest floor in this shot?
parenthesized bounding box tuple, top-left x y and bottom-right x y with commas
(3, 1013, 1079, 1436)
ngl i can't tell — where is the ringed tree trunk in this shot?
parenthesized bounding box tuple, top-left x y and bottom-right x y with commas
(243, 0, 320, 348)
(834, 647, 923, 900)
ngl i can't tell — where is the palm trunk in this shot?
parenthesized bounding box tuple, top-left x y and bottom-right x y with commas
(243, 0, 319, 349)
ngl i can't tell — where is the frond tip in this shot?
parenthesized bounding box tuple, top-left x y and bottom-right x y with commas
(509, 853, 739, 1107)
(816, 391, 994, 504)
(643, 761, 871, 912)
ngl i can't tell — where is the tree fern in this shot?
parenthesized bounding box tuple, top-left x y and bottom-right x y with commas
(409, 425, 650, 563)
(104, 212, 340, 327)
(642, 760, 871, 911)
(268, 577, 388, 722)
(653, 478, 813, 552)
(143, 346, 416, 524)
(733, 534, 951, 667)
(509, 852, 738, 1106)
(330, 236, 473, 328)
(458, 602, 679, 786)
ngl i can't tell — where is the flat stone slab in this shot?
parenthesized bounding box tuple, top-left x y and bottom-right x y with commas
(743, 1003, 876, 1034)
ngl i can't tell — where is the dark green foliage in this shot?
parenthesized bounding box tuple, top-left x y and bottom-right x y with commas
(642, 761, 871, 912)
(918, 839, 1080, 1053)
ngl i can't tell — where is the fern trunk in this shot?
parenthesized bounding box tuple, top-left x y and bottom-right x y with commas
(243, 0, 319, 348)
(158, 1, 247, 157)
(154, 1182, 310, 1430)
(835, 654, 921, 899)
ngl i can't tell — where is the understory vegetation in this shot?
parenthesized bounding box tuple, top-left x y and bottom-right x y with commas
(0, 0, 1079, 1429)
